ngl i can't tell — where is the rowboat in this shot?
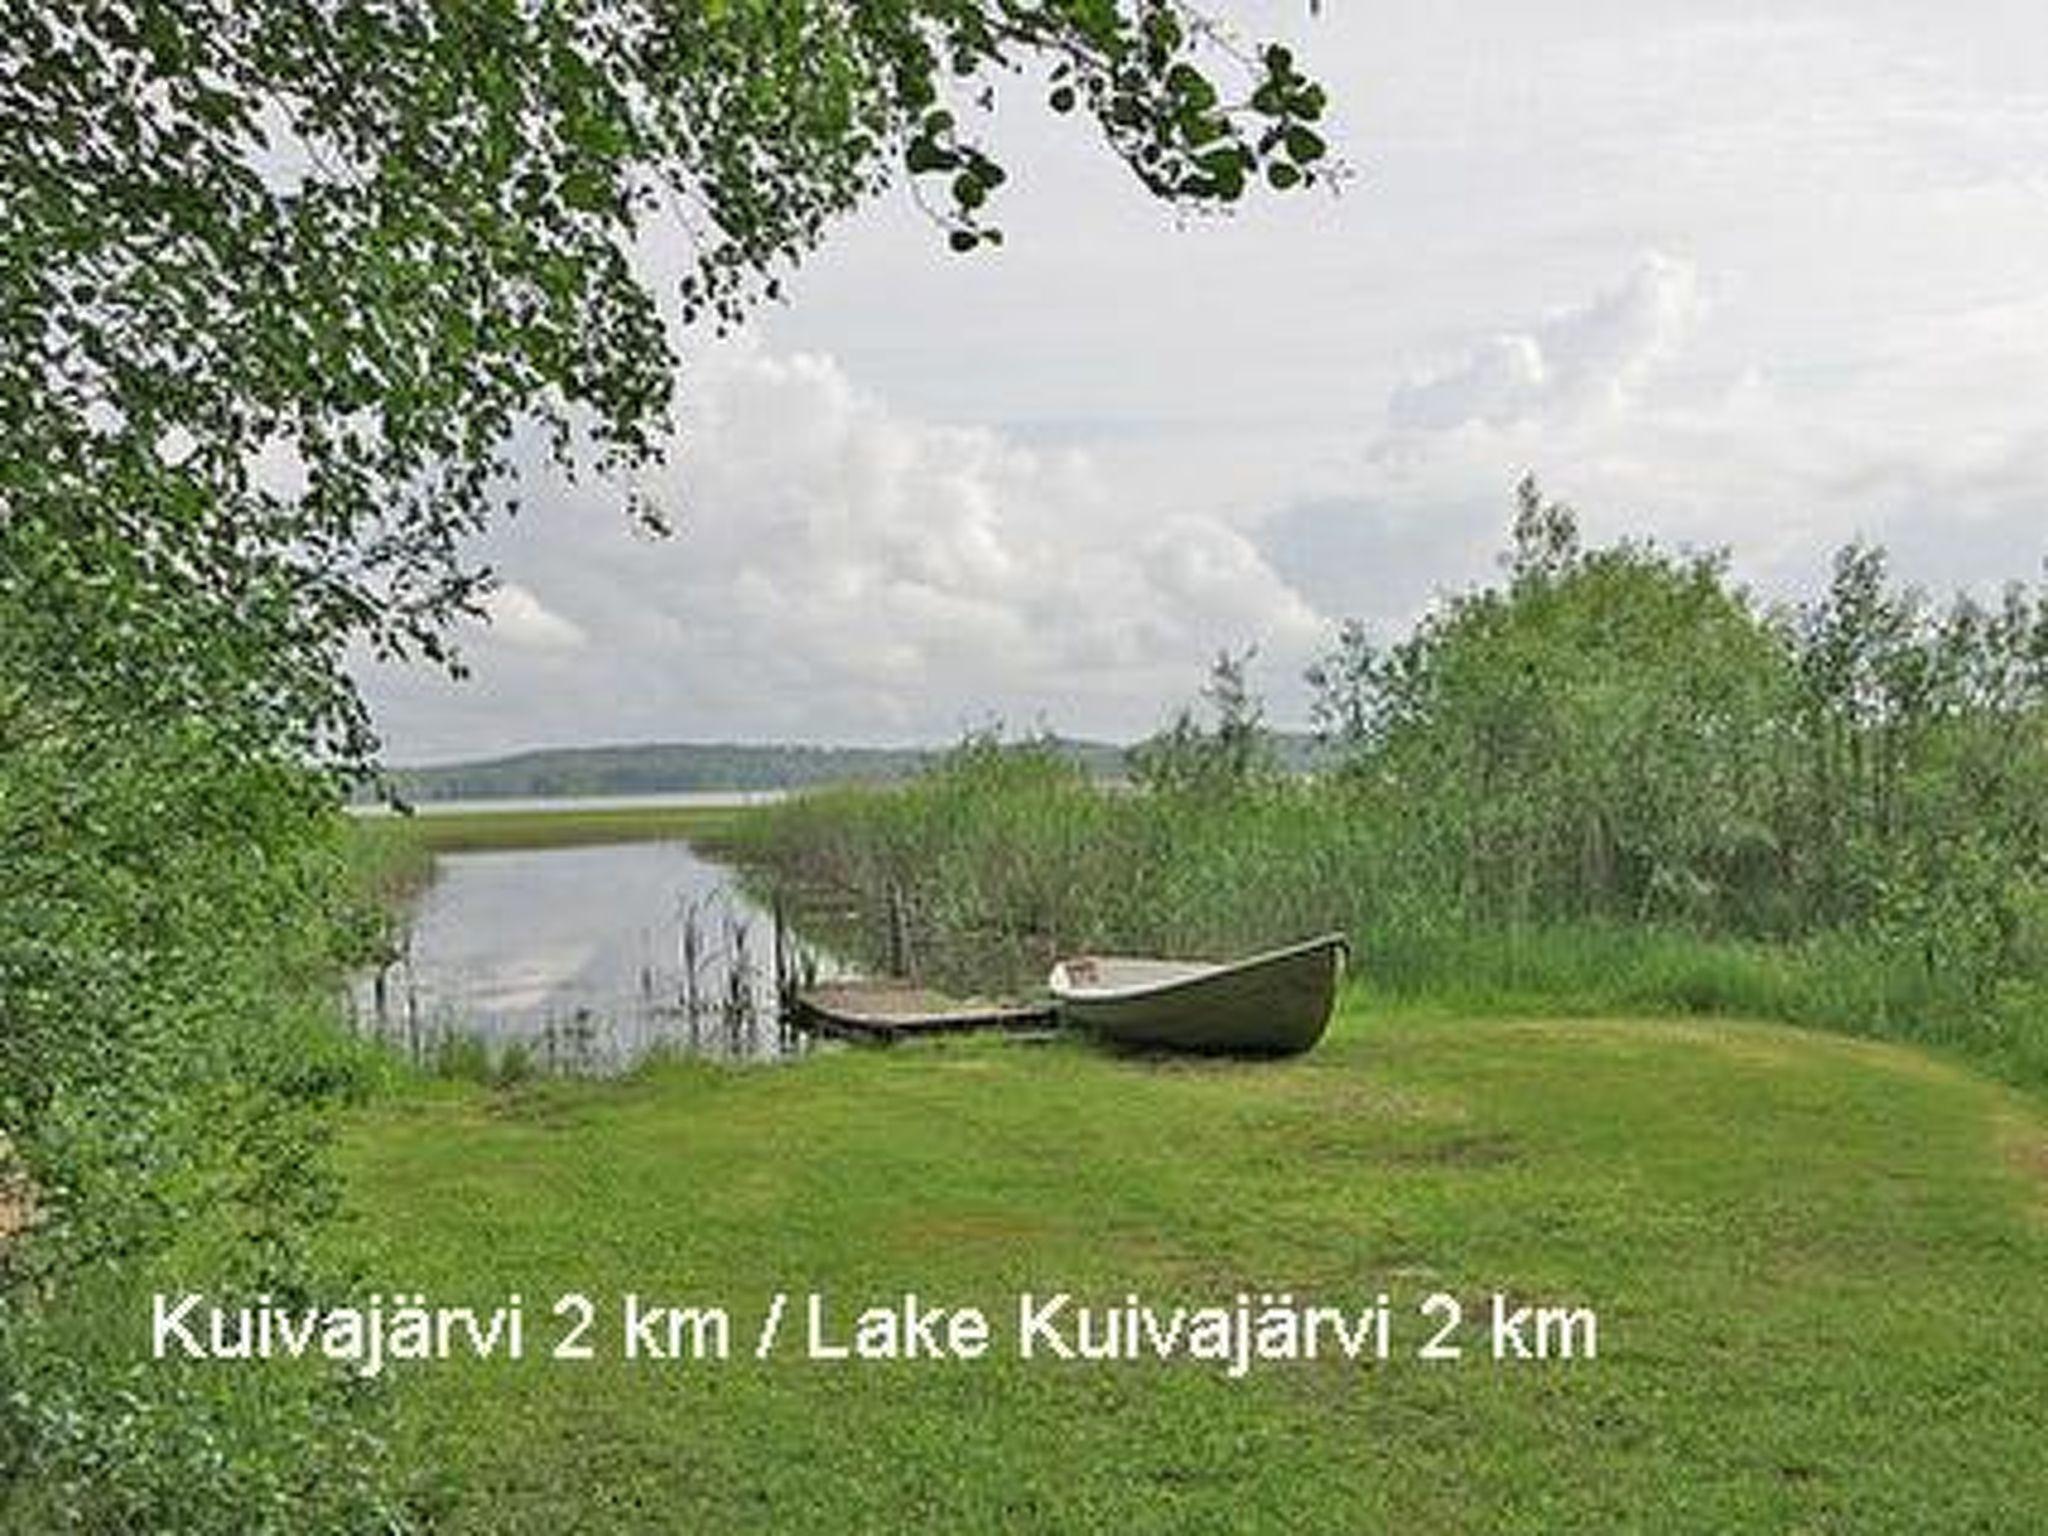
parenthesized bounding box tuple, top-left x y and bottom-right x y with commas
(1048, 933, 1347, 1055)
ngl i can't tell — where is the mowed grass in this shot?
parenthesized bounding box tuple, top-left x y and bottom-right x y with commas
(335, 996, 2048, 1532)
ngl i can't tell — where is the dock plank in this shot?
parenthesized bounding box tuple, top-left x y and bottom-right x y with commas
(793, 981, 1058, 1042)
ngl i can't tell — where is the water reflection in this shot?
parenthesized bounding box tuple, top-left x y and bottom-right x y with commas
(351, 840, 845, 1071)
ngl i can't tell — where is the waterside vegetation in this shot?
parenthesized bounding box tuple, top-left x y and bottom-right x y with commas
(740, 484, 2048, 1088)
(354, 801, 752, 856)
(0, 709, 417, 1530)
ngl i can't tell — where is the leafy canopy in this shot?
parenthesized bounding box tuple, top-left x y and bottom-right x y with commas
(0, 1, 1336, 766)
(1127, 643, 1276, 795)
(1306, 479, 2048, 940)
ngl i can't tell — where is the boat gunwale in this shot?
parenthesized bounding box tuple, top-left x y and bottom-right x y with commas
(1048, 932, 1348, 1004)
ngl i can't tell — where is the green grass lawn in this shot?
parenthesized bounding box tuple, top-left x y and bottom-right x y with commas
(334, 996, 2048, 1532)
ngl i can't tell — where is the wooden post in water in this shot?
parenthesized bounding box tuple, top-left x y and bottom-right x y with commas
(887, 881, 911, 979)
(401, 934, 421, 1065)
(680, 899, 701, 1023)
(771, 893, 784, 1003)
(772, 892, 791, 1050)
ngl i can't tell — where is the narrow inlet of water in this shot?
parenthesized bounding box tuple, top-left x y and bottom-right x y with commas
(350, 839, 849, 1072)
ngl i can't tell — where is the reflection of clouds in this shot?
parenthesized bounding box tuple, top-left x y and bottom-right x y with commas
(358, 839, 847, 1067)
(465, 942, 603, 1014)
(398, 843, 728, 1027)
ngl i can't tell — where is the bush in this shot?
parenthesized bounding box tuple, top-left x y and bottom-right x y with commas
(0, 699, 421, 1531)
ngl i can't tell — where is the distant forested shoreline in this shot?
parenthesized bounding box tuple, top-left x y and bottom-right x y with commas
(380, 733, 1333, 801)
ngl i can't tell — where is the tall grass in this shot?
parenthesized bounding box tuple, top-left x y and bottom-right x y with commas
(740, 759, 2048, 1086)
(737, 494, 2048, 1089)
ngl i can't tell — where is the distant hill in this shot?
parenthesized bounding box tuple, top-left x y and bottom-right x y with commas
(379, 732, 1330, 802)
(385, 741, 944, 801)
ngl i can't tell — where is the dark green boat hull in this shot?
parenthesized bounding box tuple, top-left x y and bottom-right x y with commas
(1050, 934, 1346, 1056)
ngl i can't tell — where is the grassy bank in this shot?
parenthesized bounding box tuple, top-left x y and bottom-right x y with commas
(334, 994, 2048, 1530)
(351, 802, 755, 856)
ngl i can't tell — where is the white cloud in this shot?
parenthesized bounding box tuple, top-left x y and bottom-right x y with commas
(1388, 254, 1702, 432)
(359, 1, 2048, 760)
(362, 340, 1325, 759)
(479, 584, 587, 654)
(1262, 253, 2048, 637)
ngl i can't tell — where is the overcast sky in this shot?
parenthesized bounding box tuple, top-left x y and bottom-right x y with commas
(359, 0, 2048, 763)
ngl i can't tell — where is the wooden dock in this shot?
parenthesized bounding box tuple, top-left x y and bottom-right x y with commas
(790, 981, 1060, 1044)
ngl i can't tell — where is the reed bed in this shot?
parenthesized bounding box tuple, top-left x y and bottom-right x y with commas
(737, 506, 2048, 1089)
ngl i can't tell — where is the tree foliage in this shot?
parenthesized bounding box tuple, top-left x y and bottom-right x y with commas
(1, 0, 1336, 765)
(0, 675, 411, 1530)
(1310, 483, 1795, 925)
(0, 11, 1342, 1522)
(1127, 644, 1277, 795)
(1308, 482, 2048, 962)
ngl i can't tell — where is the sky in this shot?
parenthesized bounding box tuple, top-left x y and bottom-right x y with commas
(358, 0, 2048, 763)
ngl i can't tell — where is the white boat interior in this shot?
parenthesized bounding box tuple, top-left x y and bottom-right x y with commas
(1049, 956, 1222, 998)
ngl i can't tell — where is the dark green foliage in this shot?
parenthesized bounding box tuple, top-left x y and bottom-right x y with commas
(1305, 484, 2048, 976)
(2, 0, 1335, 770)
(1311, 479, 1799, 930)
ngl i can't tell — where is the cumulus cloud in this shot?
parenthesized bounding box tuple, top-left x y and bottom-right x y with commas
(480, 584, 588, 653)
(362, 340, 1325, 759)
(1259, 255, 2048, 638)
(357, 0, 2048, 760)
(1388, 254, 1702, 432)
(1255, 255, 1718, 631)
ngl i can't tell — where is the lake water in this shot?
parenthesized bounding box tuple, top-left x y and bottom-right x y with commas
(350, 837, 847, 1072)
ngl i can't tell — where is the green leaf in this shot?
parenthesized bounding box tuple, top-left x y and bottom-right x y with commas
(1165, 63, 1215, 112)
(906, 137, 954, 174)
(562, 169, 612, 213)
(1283, 126, 1326, 164)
